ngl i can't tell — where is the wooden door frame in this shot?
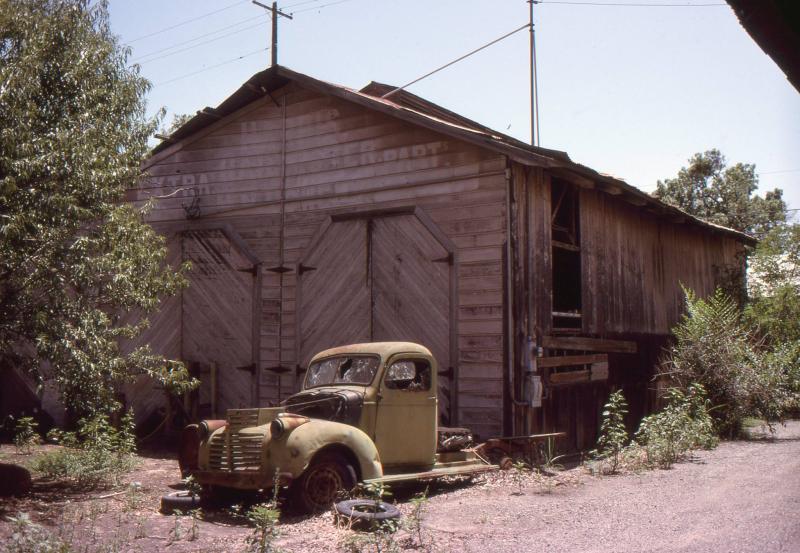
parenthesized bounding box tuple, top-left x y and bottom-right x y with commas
(296, 206, 460, 425)
(180, 223, 262, 407)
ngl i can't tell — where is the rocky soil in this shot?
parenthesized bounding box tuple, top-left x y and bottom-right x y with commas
(1, 421, 798, 552)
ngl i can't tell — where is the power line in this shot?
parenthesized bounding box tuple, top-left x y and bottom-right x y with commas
(134, 19, 265, 64)
(283, 0, 325, 9)
(133, 15, 264, 62)
(128, 0, 250, 43)
(130, 0, 349, 67)
(382, 23, 530, 99)
(153, 48, 268, 87)
(540, 1, 726, 6)
(290, 0, 355, 15)
(759, 169, 800, 175)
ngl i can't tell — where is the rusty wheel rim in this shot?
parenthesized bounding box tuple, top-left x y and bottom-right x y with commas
(304, 463, 344, 511)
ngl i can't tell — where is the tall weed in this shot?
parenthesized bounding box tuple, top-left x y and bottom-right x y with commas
(591, 390, 629, 474)
(32, 412, 137, 489)
(634, 385, 718, 469)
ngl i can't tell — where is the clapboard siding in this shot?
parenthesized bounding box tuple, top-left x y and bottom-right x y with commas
(139, 82, 508, 436)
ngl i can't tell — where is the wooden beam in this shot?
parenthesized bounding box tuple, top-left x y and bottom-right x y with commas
(551, 240, 580, 252)
(542, 335, 637, 354)
(550, 168, 594, 189)
(537, 353, 608, 368)
(624, 195, 648, 207)
(548, 369, 590, 385)
(600, 183, 623, 195)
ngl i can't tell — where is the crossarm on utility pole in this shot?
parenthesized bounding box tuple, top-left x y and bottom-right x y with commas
(252, 1, 293, 66)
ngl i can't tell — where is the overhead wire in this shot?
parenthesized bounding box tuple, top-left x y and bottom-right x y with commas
(540, 1, 726, 6)
(282, 0, 326, 9)
(128, 0, 250, 43)
(290, 0, 355, 15)
(134, 19, 266, 64)
(759, 169, 800, 175)
(130, 0, 352, 67)
(153, 48, 268, 87)
(382, 23, 530, 98)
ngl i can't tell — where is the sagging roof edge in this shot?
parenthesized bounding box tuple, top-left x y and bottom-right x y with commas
(145, 65, 756, 246)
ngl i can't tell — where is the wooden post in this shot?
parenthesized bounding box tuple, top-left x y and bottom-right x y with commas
(211, 362, 218, 419)
(271, 2, 278, 66)
(253, 1, 292, 66)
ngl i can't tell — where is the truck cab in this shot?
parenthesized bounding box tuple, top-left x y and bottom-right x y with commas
(182, 342, 491, 512)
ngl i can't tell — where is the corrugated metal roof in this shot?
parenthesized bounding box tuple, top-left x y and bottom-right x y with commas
(147, 65, 756, 245)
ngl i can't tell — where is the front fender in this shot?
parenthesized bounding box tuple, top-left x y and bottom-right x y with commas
(268, 420, 383, 481)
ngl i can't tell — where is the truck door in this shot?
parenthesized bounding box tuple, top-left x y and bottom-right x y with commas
(373, 356, 437, 469)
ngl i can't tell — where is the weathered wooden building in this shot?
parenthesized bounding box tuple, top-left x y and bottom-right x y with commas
(126, 65, 752, 448)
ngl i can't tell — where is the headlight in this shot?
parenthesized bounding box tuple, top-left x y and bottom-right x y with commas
(270, 414, 309, 439)
(199, 419, 227, 440)
(270, 418, 285, 439)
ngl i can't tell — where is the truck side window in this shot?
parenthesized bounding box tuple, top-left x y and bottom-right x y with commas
(384, 360, 431, 392)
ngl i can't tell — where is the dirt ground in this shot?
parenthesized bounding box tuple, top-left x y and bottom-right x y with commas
(1, 421, 799, 553)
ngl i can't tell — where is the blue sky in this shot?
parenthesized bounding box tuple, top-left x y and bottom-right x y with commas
(108, 0, 800, 213)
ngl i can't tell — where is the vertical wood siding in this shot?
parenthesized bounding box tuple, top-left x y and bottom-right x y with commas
(579, 188, 744, 335)
(137, 82, 508, 438)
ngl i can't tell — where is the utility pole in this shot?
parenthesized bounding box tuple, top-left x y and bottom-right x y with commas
(253, 1, 293, 66)
(529, 0, 540, 147)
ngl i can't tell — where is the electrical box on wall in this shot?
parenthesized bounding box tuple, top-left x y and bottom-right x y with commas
(524, 373, 543, 408)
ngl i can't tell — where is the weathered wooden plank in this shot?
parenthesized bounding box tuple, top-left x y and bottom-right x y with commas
(548, 370, 591, 386)
(542, 336, 637, 354)
(537, 354, 608, 369)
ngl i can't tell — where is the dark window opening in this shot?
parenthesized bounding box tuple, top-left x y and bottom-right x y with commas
(384, 359, 432, 392)
(551, 180, 582, 331)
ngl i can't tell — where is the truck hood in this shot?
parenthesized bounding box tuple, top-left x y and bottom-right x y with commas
(283, 387, 364, 426)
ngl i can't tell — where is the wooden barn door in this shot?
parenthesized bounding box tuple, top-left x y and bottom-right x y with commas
(182, 229, 257, 416)
(297, 219, 371, 368)
(298, 211, 455, 424)
(371, 215, 453, 424)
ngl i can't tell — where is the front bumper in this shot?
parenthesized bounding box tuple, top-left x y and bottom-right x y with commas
(192, 470, 294, 490)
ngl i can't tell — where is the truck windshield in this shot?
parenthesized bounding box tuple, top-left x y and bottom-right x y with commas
(305, 355, 379, 388)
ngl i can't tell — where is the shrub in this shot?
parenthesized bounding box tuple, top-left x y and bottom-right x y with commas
(31, 412, 137, 489)
(591, 390, 629, 473)
(663, 287, 790, 436)
(634, 385, 718, 468)
(13, 416, 40, 454)
(4, 513, 72, 553)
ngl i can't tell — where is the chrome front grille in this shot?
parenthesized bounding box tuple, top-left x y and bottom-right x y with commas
(207, 409, 265, 471)
(227, 408, 260, 429)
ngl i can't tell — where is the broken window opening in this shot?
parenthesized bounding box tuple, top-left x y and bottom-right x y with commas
(304, 355, 380, 388)
(384, 359, 432, 392)
(551, 179, 582, 331)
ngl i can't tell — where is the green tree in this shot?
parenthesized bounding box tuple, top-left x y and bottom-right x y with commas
(745, 224, 800, 409)
(654, 149, 786, 238)
(167, 113, 193, 135)
(0, 0, 193, 416)
(746, 224, 800, 344)
(664, 288, 789, 436)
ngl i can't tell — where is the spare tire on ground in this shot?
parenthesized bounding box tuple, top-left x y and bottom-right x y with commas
(0, 463, 32, 497)
(334, 499, 401, 528)
(160, 491, 201, 514)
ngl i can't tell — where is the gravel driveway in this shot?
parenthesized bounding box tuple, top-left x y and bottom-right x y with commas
(412, 420, 800, 553)
(2, 422, 798, 552)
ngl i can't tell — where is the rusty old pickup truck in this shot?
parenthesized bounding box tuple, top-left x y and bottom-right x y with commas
(179, 342, 496, 512)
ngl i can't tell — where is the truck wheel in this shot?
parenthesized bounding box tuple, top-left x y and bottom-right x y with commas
(291, 453, 356, 513)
